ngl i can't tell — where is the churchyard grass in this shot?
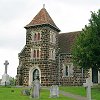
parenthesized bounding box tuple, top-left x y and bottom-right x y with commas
(0, 86, 75, 100)
(39, 89, 75, 100)
(60, 86, 86, 96)
(60, 85, 100, 100)
(0, 86, 100, 100)
(0, 86, 29, 100)
(92, 85, 100, 100)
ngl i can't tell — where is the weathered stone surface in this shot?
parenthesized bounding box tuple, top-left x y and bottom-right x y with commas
(21, 89, 30, 96)
(50, 85, 59, 98)
(31, 80, 40, 99)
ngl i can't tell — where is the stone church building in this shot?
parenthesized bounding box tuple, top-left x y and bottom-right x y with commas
(16, 7, 100, 86)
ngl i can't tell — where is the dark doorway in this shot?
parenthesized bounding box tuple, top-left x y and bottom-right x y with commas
(92, 68, 98, 83)
(33, 69, 39, 81)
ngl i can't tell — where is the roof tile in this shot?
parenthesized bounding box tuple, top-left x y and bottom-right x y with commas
(25, 8, 60, 31)
(58, 31, 80, 54)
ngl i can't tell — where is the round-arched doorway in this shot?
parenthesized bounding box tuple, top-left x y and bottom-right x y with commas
(29, 67, 41, 86)
(33, 69, 40, 81)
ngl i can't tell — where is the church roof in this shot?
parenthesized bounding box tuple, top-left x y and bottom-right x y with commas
(25, 7, 60, 32)
(58, 31, 80, 54)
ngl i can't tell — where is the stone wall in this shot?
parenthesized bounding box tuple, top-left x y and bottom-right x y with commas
(59, 55, 89, 86)
(16, 25, 59, 86)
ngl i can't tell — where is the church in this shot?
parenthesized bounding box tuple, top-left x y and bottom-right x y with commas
(16, 7, 100, 86)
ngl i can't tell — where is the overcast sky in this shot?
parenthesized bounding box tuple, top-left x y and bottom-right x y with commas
(0, 0, 100, 79)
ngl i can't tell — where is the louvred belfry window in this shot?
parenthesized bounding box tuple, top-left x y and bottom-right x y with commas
(49, 48, 55, 60)
(32, 32, 41, 42)
(37, 50, 39, 58)
(34, 33, 37, 41)
(50, 31, 56, 43)
(33, 50, 36, 58)
(37, 33, 40, 40)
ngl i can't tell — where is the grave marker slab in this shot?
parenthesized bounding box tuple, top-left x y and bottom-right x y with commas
(31, 79, 40, 99)
(83, 77, 93, 100)
(50, 85, 59, 98)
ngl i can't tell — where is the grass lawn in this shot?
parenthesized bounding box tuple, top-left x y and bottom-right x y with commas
(39, 89, 75, 100)
(60, 86, 86, 97)
(60, 85, 100, 100)
(0, 86, 75, 100)
(0, 85, 100, 100)
(0, 87, 29, 100)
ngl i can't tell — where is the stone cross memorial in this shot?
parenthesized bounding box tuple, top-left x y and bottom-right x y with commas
(31, 79, 40, 99)
(50, 85, 59, 98)
(83, 77, 93, 100)
(1, 60, 10, 86)
(4, 60, 9, 74)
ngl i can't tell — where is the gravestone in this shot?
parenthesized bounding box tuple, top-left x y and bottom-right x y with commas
(1, 60, 10, 86)
(83, 77, 93, 100)
(21, 89, 30, 96)
(31, 79, 40, 99)
(50, 85, 59, 98)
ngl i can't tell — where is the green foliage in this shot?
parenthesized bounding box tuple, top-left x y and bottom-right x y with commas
(72, 9, 100, 69)
(9, 77, 16, 86)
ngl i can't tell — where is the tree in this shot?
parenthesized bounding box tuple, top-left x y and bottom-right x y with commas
(9, 77, 16, 86)
(72, 9, 100, 70)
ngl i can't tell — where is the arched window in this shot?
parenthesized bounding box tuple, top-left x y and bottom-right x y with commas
(34, 33, 37, 41)
(63, 63, 73, 77)
(49, 49, 55, 60)
(50, 31, 56, 43)
(51, 34, 53, 42)
(37, 50, 39, 58)
(40, 51, 42, 57)
(33, 50, 36, 58)
(37, 33, 40, 40)
(65, 66, 68, 76)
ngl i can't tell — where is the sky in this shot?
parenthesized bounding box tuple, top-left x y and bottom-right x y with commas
(0, 0, 100, 79)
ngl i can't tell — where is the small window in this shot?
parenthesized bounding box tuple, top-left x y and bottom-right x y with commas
(63, 64, 73, 77)
(37, 50, 39, 58)
(37, 33, 40, 40)
(49, 49, 55, 60)
(34, 33, 37, 41)
(50, 31, 56, 43)
(65, 66, 68, 76)
(33, 50, 36, 58)
(31, 48, 41, 59)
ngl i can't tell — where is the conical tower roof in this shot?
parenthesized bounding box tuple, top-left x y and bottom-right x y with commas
(25, 7, 60, 32)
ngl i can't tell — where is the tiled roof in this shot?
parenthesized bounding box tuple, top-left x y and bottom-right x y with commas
(58, 31, 80, 54)
(25, 7, 60, 31)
